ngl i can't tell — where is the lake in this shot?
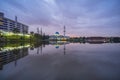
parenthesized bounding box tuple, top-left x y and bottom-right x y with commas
(0, 41, 120, 80)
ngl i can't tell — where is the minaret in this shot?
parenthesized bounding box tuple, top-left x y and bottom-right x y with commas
(64, 25, 66, 37)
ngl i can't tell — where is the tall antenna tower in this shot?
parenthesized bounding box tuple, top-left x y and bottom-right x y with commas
(64, 25, 66, 37)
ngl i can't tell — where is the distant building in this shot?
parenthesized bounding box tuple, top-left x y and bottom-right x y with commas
(49, 35, 57, 40)
(86, 37, 109, 43)
(0, 12, 28, 33)
(49, 35, 70, 41)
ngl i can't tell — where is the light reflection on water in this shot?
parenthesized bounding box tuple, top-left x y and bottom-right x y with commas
(0, 42, 120, 80)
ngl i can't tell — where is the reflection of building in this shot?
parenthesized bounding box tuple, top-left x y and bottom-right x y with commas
(0, 12, 28, 33)
(0, 48, 29, 70)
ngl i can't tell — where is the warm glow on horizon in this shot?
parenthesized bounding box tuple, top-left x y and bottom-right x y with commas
(67, 34, 80, 38)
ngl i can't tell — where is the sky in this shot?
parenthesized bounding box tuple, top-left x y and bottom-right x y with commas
(0, 0, 120, 37)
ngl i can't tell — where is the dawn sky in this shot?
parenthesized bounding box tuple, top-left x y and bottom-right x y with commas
(0, 0, 120, 36)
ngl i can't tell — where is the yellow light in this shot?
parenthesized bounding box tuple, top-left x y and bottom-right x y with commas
(17, 33, 23, 36)
(0, 22, 3, 25)
(25, 34, 30, 38)
(0, 45, 30, 52)
(8, 32, 14, 36)
(0, 18, 3, 20)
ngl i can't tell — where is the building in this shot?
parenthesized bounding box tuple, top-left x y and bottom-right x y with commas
(49, 35, 70, 41)
(0, 12, 28, 33)
(86, 37, 109, 43)
(49, 32, 69, 41)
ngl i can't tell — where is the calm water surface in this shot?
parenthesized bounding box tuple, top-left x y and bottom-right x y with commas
(0, 42, 120, 80)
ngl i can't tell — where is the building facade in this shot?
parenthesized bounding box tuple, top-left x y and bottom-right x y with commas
(49, 35, 70, 41)
(0, 12, 28, 33)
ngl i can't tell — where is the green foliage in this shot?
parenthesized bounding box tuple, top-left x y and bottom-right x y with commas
(12, 28, 20, 33)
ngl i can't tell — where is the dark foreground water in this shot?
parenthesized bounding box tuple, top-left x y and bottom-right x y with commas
(0, 42, 120, 80)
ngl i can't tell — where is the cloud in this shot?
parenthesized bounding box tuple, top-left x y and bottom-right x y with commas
(0, 0, 120, 36)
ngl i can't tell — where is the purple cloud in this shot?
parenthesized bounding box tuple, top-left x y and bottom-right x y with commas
(0, 0, 120, 36)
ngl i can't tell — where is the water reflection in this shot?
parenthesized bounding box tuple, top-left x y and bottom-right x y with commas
(0, 41, 120, 80)
(0, 45, 29, 70)
(0, 41, 68, 70)
(0, 41, 120, 70)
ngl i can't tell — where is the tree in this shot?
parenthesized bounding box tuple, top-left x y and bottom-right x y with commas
(13, 28, 20, 33)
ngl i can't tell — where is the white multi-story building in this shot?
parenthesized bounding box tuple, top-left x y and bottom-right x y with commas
(0, 12, 28, 33)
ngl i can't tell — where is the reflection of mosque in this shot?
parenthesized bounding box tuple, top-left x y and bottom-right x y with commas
(54, 42, 67, 55)
(0, 48, 29, 70)
(35, 41, 68, 55)
(63, 43, 66, 55)
(50, 41, 68, 55)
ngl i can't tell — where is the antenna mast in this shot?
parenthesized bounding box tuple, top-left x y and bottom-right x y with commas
(64, 25, 66, 37)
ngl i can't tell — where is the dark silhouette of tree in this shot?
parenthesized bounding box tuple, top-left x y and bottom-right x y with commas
(30, 31, 34, 35)
(13, 28, 20, 33)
